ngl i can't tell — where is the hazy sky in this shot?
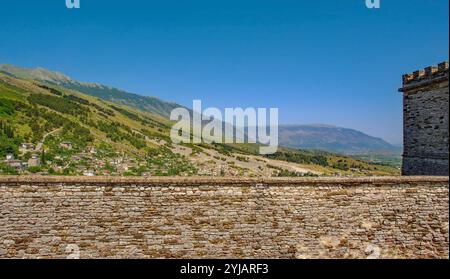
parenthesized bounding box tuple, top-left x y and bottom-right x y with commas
(0, 0, 448, 144)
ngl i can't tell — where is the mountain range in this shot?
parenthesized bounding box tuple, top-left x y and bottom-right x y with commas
(1, 65, 400, 177)
(0, 64, 401, 156)
(278, 125, 401, 155)
(0, 64, 180, 118)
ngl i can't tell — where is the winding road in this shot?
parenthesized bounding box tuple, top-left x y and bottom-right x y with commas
(35, 128, 61, 152)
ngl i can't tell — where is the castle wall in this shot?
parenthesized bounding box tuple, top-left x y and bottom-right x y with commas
(400, 62, 449, 176)
(0, 176, 448, 259)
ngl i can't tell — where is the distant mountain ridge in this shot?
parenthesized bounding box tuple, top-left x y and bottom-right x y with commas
(0, 64, 182, 118)
(278, 125, 401, 155)
(1, 64, 402, 156)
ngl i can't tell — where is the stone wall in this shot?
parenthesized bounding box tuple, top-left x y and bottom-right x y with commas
(0, 176, 448, 259)
(399, 61, 449, 176)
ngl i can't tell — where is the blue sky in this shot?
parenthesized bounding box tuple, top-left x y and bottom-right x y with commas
(0, 0, 448, 144)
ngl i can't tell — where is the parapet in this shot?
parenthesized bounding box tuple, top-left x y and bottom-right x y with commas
(0, 175, 448, 186)
(399, 61, 449, 92)
(0, 175, 448, 259)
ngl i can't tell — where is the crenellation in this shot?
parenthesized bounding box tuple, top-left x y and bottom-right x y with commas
(401, 61, 449, 87)
(424, 65, 438, 76)
(439, 61, 449, 71)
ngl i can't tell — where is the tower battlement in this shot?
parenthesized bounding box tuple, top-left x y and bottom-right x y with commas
(400, 61, 449, 90)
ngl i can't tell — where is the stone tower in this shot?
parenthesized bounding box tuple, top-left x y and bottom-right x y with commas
(399, 61, 449, 176)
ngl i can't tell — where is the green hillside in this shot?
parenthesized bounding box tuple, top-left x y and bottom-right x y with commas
(0, 71, 400, 177)
(0, 64, 182, 118)
(0, 74, 195, 176)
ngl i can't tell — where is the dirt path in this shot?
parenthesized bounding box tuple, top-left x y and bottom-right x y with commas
(35, 128, 61, 151)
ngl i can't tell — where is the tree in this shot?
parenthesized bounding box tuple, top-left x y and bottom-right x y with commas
(41, 149, 46, 165)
